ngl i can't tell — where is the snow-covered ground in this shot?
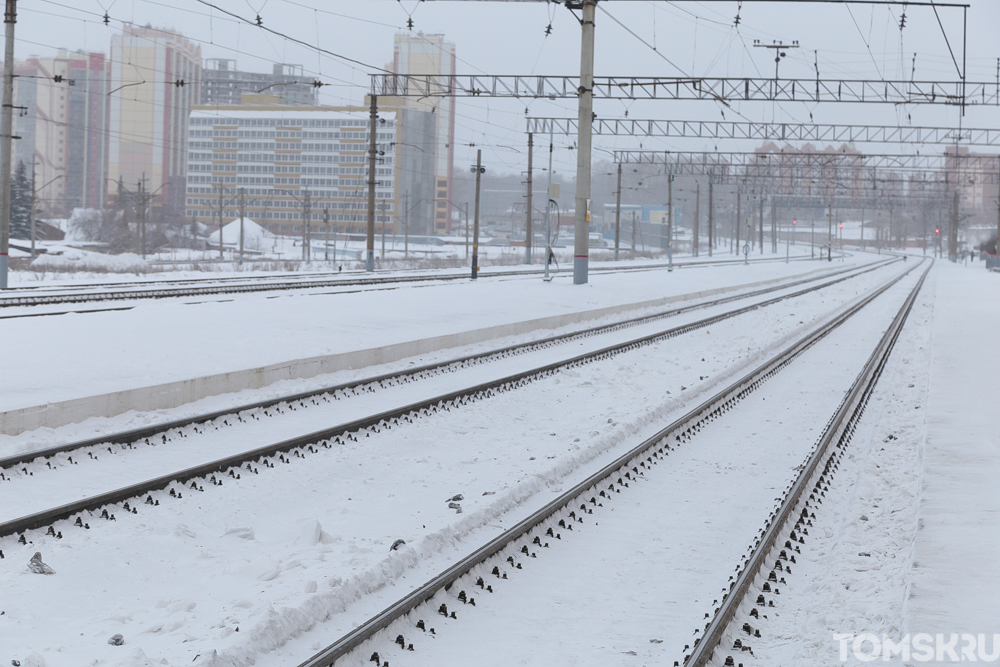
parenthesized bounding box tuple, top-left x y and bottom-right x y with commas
(0, 253, 860, 416)
(2, 256, 996, 667)
(0, 259, 909, 667)
(709, 260, 1000, 665)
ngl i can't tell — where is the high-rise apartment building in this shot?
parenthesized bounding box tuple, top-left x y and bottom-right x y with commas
(108, 25, 201, 216)
(14, 51, 111, 216)
(201, 60, 318, 107)
(185, 100, 437, 242)
(392, 33, 456, 234)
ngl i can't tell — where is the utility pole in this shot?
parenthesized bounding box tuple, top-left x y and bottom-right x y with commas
(667, 174, 674, 271)
(614, 162, 621, 261)
(734, 191, 741, 259)
(366, 94, 378, 272)
(403, 191, 409, 260)
(0, 0, 16, 288)
(464, 202, 469, 259)
(693, 182, 700, 257)
(758, 196, 764, 254)
(771, 199, 777, 253)
(630, 211, 636, 253)
(238, 187, 246, 266)
(950, 189, 959, 261)
(323, 207, 330, 262)
(137, 176, 146, 258)
(811, 219, 815, 258)
(573, 0, 596, 285)
(28, 162, 36, 258)
(525, 132, 533, 264)
(472, 149, 484, 280)
(860, 207, 865, 250)
(708, 180, 714, 257)
(217, 186, 225, 259)
(544, 132, 554, 281)
(302, 189, 312, 262)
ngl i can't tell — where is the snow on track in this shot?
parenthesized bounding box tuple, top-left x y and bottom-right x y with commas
(338, 266, 926, 667)
(0, 261, 900, 525)
(0, 261, 912, 667)
(0, 256, 879, 415)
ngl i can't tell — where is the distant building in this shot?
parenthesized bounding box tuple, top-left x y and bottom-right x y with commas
(14, 51, 111, 215)
(108, 25, 201, 216)
(944, 146, 1000, 213)
(200, 59, 319, 107)
(393, 33, 456, 234)
(185, 99, 437, 241)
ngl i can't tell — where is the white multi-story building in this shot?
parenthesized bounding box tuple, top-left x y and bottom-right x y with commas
(186, 102, 399, 237)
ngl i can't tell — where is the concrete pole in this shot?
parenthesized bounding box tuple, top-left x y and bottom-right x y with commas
(525, 132, 533, 264)
(366, 94, 378, 272)
(950, 189, 959, 261)
(303, 189, 312, 262)
(771, 199, 777, 253)
(614, 162, 621, 261)
(734, 191, 741, 257)
(858, 206, 865, 250)
(323, 207, 330, 262)
(138, 178, 146, 258)
(544, 133, 554, 281)
(708, 180, 714, 257)
(238, 187, 245, 266)
(218, 186, 225, 259)
(472, 149, 482, 280)
(0, 0, 16, 288)
(29, 162, 36, 258)
(630, 211, 636, 253)
(404, 191, 409, 260)
(667, 175, 673, 271)
(758, 196, 764, 254)
(693, 182, 700, 257)
(573, 0, 596, 285)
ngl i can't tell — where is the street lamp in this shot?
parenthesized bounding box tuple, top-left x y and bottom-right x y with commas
(470, 151, 485, 280)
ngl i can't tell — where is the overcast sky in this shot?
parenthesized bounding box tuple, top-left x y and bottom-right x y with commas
(18, 0, 1000, 176)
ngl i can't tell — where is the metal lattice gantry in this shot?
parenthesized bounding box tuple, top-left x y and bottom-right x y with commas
(363, 0, 981, 285)
(612, 149, 1000, 178)
(373, 75, 1000, 105)
(526, 118, 1000, 147)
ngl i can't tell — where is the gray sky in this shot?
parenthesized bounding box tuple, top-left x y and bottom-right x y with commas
(19, 0, 1000, 176)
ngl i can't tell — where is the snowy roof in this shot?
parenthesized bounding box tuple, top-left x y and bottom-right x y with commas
(208, 218, 273, 245)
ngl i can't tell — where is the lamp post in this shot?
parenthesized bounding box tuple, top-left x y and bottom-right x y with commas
(471, 151, 485, 280)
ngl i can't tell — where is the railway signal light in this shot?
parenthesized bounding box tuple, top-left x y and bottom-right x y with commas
(935, 228, 940, 234)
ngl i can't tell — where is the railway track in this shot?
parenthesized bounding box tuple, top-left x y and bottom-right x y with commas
(0, 257, 892, 475)
(0, 259, 896, 541)
(288, 258, 928, 667)
(684, 259, 932, 667)
(0, 253, 829, 308)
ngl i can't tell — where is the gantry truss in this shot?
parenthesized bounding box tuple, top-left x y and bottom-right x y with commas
(527, 118, 1000, 147)
(611, 150, 1000, 181)
(373, 75, 998, 105)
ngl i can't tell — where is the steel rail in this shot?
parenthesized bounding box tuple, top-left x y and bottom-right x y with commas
(0, 258, 893, 473)
(0, 254, 834, 308)
(292, 259, 922, 667)
(685, 259, 931, 667)
(0, 261, 899, 539)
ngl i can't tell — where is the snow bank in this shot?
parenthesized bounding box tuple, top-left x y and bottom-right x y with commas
(30, 248, 150, 274)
